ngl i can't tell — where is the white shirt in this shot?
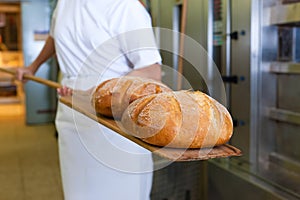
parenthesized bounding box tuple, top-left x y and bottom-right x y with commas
(51, 0, 161, 82)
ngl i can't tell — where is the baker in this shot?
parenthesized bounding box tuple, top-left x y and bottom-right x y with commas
(16, 0, 162, 199)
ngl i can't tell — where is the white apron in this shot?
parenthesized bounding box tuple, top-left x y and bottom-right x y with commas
(51, 0, 162, 199)
(55, 76, 154, 200)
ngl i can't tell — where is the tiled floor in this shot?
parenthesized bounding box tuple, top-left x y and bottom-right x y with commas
(0, 104, 64, 200)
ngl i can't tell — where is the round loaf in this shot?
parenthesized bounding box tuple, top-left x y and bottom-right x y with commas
(91, 76, 172, 119)
(121, 90, 233, 148)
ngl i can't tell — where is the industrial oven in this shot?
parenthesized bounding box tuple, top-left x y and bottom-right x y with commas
(149, 0, 300, 199)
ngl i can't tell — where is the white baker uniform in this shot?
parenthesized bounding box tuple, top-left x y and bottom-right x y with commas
(51, 0, 162, 199)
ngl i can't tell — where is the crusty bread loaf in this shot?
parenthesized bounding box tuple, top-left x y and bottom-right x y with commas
(91, 76, 172, 119)
(121, 90, 233, 148)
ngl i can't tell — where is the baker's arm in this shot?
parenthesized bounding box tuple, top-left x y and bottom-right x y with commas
(127, 63, 162, 81)
(15, 36, 72, 96)
(16, 36, 56, 81)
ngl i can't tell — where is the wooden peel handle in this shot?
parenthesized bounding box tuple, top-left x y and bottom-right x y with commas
(0, 67, 62, 89)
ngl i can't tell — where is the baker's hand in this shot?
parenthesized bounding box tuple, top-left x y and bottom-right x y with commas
(15, 66, 35, 83)
(57, 86, 73, 96)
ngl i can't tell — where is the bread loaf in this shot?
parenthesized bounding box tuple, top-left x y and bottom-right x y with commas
(121, 90, 233, 148)
(91, 76, 172, 119)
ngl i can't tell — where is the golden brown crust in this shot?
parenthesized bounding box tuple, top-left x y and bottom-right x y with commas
(121, 90, 233, 148)
(91, 76, 172, 119)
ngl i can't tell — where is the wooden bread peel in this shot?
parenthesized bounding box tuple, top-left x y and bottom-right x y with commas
(0, 67, 242, 161)
(0, 67, 61, 88)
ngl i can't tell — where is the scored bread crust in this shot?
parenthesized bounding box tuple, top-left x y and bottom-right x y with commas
(121, 90, 233, 148)
(91, 76, 172, 119)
